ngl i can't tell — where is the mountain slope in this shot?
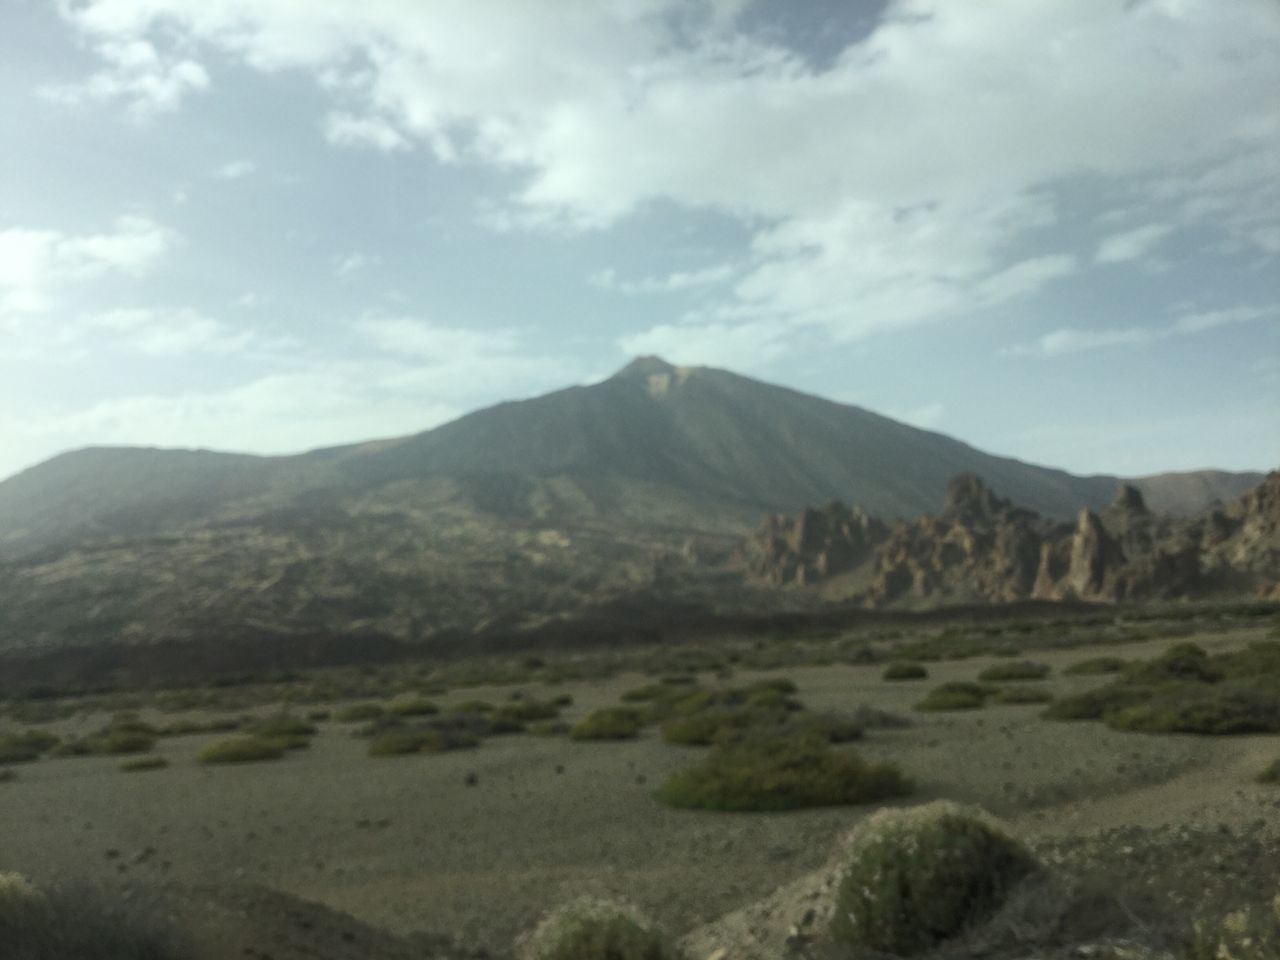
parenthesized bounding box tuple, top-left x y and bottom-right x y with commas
(0, 357, 1263, 559)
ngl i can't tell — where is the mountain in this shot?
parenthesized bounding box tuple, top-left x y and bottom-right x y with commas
(0, 357, 1269, 656)
(0, 357, 1262, 558)
(740, 472, 1280, 606)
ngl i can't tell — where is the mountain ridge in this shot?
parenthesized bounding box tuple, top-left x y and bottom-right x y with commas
(0, 358, 1264, 559)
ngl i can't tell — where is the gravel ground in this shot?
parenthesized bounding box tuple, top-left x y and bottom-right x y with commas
(1, 624, 1276, 958)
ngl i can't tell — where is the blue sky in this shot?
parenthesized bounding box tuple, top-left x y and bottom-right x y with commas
(1, 0, 1277, 483)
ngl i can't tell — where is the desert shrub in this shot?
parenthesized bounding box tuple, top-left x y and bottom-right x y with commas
(306, 709, 331, 722)
(0, 769, 15, 783)
(990, 686, 1053, 705)
(334, 703, 385, 723)
(1040, 683, 1156, 721)
(660, 706, 785, 746)
(120, 756, 168, 773)
(830, 801, 1038, 955)
(1104, 682, 1280, 735)
(368, 727, 480, 757)
(791, 711, 865, 744)
(977, 661, 1050, 682)
(883, 662, 928, 681)
(197, 736, 287, 764)
(551, 693, 574, 707)
(915, 682, 991, 712)
(621, 683, 670, 703)
(528, 720, 571, 736)
(57, 727, 157, 757)
(497, 700, 561, 722)
(0, 729, 62, 763)
(246, 714, 317, 743)
(484, 711, 527, 734)
(0, 875, 189, 959)
(847, 705, 913, 729)
(516, 895, 682, 960)
(450, 699, 496, 714)
(1190, 895, 1280, 960)
(0, 740, 44, 765)
(1257, 759, 1280, 784)
(656, 731, 911, 812)
(570, 708, 645, 741)
(158, 718, 241, 737)
(1124, 643, 1223, 685)
(1063, 656, 1128, 676)
(387, 698, 439, 717)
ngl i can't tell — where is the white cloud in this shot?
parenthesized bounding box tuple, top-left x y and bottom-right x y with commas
(3, 370, 462, 470)
(0, 216, 176, 316)
(589, 263, 733, 296)
(40, 37, 208, 116)
(324, 112, 410, 152)
(51, 0, 1280, 345)
(213, 159, 256, 180)
(1007, 302, 1277, 357)
(83, 307, 253, 355)
(334, 253, 368, 278)
(360, 316, 519, 360)
(1095, 223, 1174, 263)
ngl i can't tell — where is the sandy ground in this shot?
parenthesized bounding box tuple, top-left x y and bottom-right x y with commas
(2, 623, 1278, 957)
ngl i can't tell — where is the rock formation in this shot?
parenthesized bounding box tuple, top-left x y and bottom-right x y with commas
(740, 471, 1280, 607)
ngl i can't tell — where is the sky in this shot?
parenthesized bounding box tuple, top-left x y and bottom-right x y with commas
(1, 0, 1278, 483)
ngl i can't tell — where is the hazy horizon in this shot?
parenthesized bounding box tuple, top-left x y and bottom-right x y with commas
(3, 0, 1278, 481)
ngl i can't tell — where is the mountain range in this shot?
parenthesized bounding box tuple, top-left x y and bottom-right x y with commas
(0, 357, 1268, 658)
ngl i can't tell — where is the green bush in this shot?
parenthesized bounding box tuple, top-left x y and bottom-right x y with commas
(1257, 759, 1280, 784)
(883, 662, 928, 681)
(1124, 643, 1222, 685)
(991, 686, 1053, 705)
(368, 727, 480, 757)
(0, 874, 189, 959)
(977, 661, 1050, 682)
(0, 741, 42, 765)
(0, 769, 16, 783)
(915, 682, 990, 712)
(56, 727, 157, 757)
(450, 699, 496, 714)
(570, 708, 645, 741)
(334, 703, 385, 723)
(1190, 895, 1280, 960)
(387, 698, 440, 717)
(528, 720, 571, 736)
(0, 729, 62, 763)
(660, 706, 784, 746)
(656, 732, 911, 812)
(496, 700, 561, 722)
(1104, 682, 1280, 735)
(830, 801, 1038, 955)
(1041, 684, 1154, 721)
(247, 714, 317, 745)
(197, 736, 287, 764)
(516, 896, 683, 960)
(1063, 656, 1128, 676)
(120, 756, 168, 773)
(158, 718, 241, 737)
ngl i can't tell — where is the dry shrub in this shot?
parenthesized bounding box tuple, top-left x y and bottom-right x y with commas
(830, 800, 1038, 955)
(515, 896, 682, 960)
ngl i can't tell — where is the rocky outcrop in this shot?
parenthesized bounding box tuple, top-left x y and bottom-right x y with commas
(740, 470, 1280, 607)
(741, 501, 888, 585)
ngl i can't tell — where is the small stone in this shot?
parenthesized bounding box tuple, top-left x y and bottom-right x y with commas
(706, 949, 729, 960)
